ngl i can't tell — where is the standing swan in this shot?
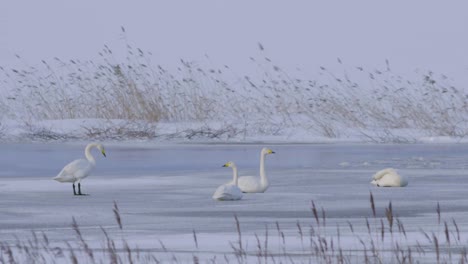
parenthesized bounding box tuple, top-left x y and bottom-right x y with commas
(53, 143, 106, 195)
(231, 147, 275, 193)
(371, 168, 408, 187)
(212, 162, 243, 201)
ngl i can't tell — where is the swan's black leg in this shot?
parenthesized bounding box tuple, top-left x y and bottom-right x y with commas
(78, 183, 82, 195)
(73, 183, 77, 195)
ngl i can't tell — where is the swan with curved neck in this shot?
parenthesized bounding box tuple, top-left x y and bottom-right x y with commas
(212, 161, 243, 201)
(371, 168, 408, 187)
(230, 147, 275, 193)
(53, 143, 106, 195)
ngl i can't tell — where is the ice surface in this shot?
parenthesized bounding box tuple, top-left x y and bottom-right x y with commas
(0, 143, 467, 262)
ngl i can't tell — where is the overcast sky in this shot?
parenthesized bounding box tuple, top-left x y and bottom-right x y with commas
(1, 1, 467, 81)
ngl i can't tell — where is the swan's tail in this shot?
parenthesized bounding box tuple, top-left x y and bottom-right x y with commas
(53, 169, 73, 182)
(399, 175, 409, 187)
(53, 175, 67, 182)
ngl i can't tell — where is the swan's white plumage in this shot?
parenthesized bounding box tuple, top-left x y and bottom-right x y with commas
(53, 143, 105, 184)
(371, 168, 408, 187)
(237, 176, 266, 193)
(227, 147, 274, 193)
(54, 159, 94, 183)
(213, 161, 243, 201)
(212, 184, 243, 201)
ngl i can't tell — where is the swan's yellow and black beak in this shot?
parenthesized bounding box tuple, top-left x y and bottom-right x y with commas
(102, 150, 107, 157)
(222, 164, 228, 167)
(268, 149, 275, 154)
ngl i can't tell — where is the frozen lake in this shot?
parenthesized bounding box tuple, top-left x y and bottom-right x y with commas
(0, 142, 467, 262)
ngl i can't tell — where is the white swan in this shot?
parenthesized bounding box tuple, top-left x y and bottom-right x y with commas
(212, 161, 243, 201)
(371, 168, 408, 187)
(228, 147, 275, 193)
(53, 143, 106, 195)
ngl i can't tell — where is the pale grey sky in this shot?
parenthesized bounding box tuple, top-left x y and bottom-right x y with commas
(1, 1, 467, 80)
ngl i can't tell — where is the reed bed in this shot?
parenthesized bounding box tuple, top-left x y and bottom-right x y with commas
(1, 30, 467, 142)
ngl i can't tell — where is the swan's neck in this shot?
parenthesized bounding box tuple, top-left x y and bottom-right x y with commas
(85, 143, 97, 165)
(232, 165, 239, 186)
(259, 153, 268, 186)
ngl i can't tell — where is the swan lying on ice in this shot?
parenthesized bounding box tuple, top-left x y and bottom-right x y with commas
(227, 147, 275, 193)
(371, 168, 408, 187)
(212, 161, 243, 201)
(53, 143, 106, 195)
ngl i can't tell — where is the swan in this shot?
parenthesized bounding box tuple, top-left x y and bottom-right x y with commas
(53, 143, 106, 195)
(212, 161, 243, 201)
(228, 147, 275, 193)
(371, 168, 408, 187)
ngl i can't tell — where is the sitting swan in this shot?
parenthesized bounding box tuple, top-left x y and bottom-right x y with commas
(228, 147, 275, 193)
(53, 143, 106, 195)
(371, 168, 408, 187)
(212, 161, 243, 201)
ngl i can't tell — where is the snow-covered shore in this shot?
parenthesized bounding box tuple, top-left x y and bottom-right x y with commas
(1, 118, 467, 144)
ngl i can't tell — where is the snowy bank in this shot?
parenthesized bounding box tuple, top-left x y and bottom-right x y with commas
(1, 118, 467, 144)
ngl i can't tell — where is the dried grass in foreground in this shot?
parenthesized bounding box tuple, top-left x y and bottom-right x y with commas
(0, 194, 467, 263)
